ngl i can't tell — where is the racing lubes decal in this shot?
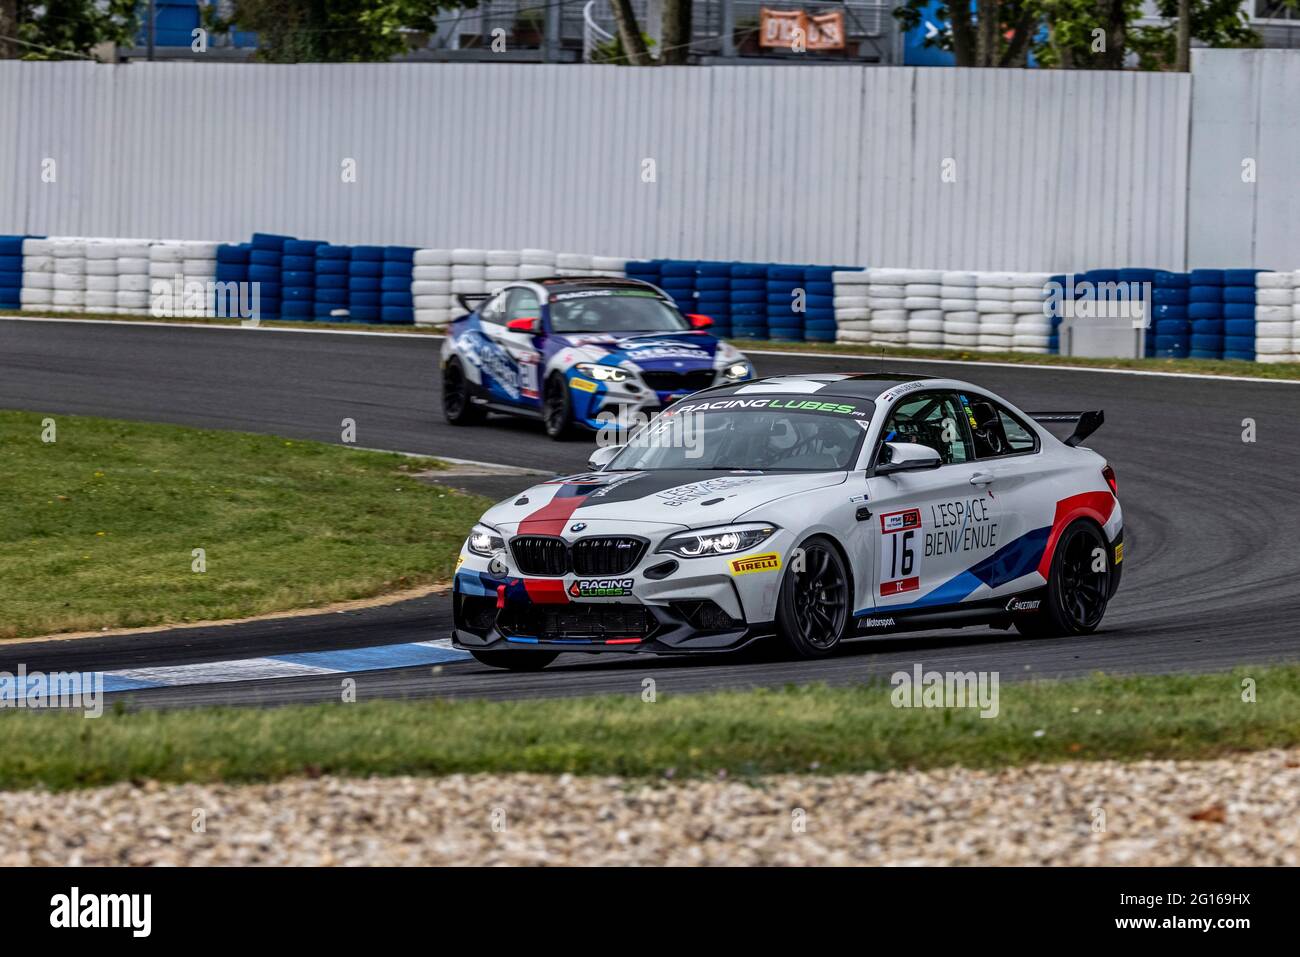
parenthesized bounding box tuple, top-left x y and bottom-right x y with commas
(880, 508, 923, 596)
(665, 397, 867, 417)
(569, 578, 634, 598)
(730, 553, 782, 575)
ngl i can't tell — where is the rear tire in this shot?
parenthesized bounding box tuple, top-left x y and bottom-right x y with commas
(442, 358, 486, 426)
(1014, 520, 1113, 638)
(775, 536, 851, 658)
(543, 373, 575, 440)
(470, 650, 559, 671)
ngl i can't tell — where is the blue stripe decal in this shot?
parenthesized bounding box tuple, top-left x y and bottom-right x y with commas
(271, 643, 468, 671)
(455, 570, 495, 597)
(855, 524, 1050, 617)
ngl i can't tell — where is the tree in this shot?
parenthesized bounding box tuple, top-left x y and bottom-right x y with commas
(607, 0, 653, 64)
(206, 0, 474, 63)
(0, 0, 137, 59)
(894, 0, 1261, 70)
(603, 0, 692, 65)
(893, 0, 1040, 66)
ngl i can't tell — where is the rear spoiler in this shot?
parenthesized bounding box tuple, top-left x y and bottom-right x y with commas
(1030, 410, 1104, 447)
(455, 292, 490, 313)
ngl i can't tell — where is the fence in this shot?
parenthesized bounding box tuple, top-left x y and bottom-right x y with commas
(0, 59, 1194, 271)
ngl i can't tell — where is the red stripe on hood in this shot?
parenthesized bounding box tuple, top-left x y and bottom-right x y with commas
(1036, 491, 1116, 579)
(518, 489, 589, 535)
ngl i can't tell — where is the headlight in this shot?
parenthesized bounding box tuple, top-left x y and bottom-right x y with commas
(721, 361, 751, 380)
(575, 362, 629, 382)
(657, 523, 777, 558)
(466, 524, 506, 556)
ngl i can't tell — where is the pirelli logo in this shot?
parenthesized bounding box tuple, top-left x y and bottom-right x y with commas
(730, 552, 782, 576)
(569, 377, 598, 393)
(1114, 542, 1124, 564)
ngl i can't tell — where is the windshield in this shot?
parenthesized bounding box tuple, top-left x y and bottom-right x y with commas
(610, 396, 874, 472)
(549, 290, 689, 334)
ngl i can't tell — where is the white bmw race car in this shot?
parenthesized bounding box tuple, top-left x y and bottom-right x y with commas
(452, 373, 1124, 670)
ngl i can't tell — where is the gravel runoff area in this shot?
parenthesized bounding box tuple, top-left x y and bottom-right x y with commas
(4, 750, 1298, 866)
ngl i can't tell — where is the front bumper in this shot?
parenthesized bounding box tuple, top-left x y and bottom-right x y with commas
(451, 532, 788, 654)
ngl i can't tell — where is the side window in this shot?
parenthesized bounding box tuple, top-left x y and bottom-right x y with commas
(505, 288, 541, 322)
(962, 394, 1038, 458)
(880, 392, 974, 466)
(479, 293, 506, 324)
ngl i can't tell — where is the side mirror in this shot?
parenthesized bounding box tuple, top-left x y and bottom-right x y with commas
(506, 317, 541, 334)
(586, 445, 621, 472)
(875, 441, 942, 475)
(686, 313, 713, 329)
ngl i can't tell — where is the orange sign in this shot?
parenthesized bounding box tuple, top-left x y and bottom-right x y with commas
(759, 8, 846, 51)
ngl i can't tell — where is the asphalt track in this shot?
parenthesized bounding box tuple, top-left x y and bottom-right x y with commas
(3, 317, 1300, 709)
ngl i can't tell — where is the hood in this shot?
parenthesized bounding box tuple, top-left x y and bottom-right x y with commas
(555, 331, 720, 370)
(480, 468, 848, 534)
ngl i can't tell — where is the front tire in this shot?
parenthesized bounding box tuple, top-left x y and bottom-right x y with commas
(470, 650, 559, 671)
(1015, 520, 1113, 638)
(775, 535, 851, 658)
(542, 373, 575, 440)
(442, 358, 486, 426)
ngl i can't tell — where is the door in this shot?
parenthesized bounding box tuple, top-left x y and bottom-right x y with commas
(473, 289, 531, 408)
(865, 391, 1005, 613)
(500, 287, 544, 407)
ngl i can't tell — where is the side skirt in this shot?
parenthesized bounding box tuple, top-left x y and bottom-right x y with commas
(853, 589, 1049, 636)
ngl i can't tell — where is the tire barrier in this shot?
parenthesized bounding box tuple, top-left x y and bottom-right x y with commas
(1255, 269, 1295, 363)
(0, 234, 25, 310)
(7, 232, 1300, 368)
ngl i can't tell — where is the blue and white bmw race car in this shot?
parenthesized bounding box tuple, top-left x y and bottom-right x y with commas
(439, 277, 754, 438)
(452, 372, 1125, 671)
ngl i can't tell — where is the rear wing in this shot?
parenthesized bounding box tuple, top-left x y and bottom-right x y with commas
(455, 292, 490, 313)
(1030, 410, 1104, 448)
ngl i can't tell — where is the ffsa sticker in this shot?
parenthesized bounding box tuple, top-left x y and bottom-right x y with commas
(880, 508, 923, 596)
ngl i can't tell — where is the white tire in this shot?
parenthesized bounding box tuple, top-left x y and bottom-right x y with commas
(872, 268, 941, 284)
(451, 279, 486, 294)
(85, 291, 116, 308)
(975, 286, 1014, 302)
(149, 244, 184, 263)
(52, 273, 84, 291)
(836, 308, 871, 321)
(116, 258, 149, 275)
(1255, 305, 1290, 322)
(868, 297, 905, 312)
(118, 274, 150, 292)
(85, 275, 117, 292)
(116, 290, 149, 307)
(485, 250, 520, 266)
(412, 265, 451, 281)
(53, 289, 85, 306)
(908, 330, 943, 344)
(451, 248, 488, 265)
(556, 253, 593, 270)
(904, 284, 942, 297)
(414, 249, 453, 266)
(591, 256, 627, 272)
(870, 313, 908, 333)
(835, 318, 872, 331)
(833, 296, 869, 309)
(903, 296, 941, 310)
(1255, 337, 1290, 354)
(1255, 290, 1291, 306)
(940, 271, 978, 287)
(411, 281, 452, 296)
(414, 294, 453, 309)
(84, 243, 118, 260)
(19, 287, 52, 304)
(837, 330, 873, 343)
(518, 264, 552, 279)
(1254, 321, 1290, 338)
(51, 241, 85, 259)
(450, 264, 485, 280)
(23, 255, 54, 273)
(831, 270, 867, 283)
(22, 239, 52, 256)
(484, 266, 517, 281)
(23, 272, 53, 290)
(1256, 272, 1295, 289)
(943, 334, 980, 347)
(183, 259, 217, 277)
(520, 249, 556, 266)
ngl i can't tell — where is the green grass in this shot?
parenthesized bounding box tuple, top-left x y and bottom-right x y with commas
(1, 667, 1294, 790)
(0, 411, 489, 639)
(0, 308, 441, 335)
(733, 338, 1300, 381)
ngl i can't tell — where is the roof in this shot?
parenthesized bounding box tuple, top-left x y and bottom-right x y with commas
(700, 372, 936, 401)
